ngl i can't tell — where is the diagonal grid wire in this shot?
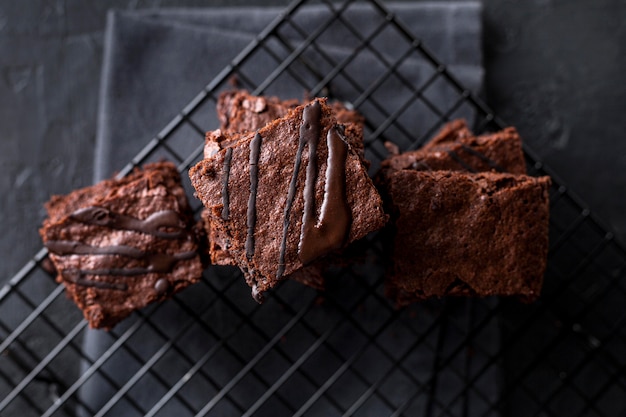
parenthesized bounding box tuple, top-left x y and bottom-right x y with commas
(275, 4, 422, 146)
(1, 0, 626, 416)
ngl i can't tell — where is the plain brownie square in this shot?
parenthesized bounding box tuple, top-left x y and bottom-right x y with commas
(384, 170, 551, 306)
(378, 120, 550, 306)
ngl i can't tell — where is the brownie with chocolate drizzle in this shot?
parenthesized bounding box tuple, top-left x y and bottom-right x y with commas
(190, 98, 388, 301)
(205, 90, 369, 290)
(40, 162, 203, 329)
(378, 121, 550, 306)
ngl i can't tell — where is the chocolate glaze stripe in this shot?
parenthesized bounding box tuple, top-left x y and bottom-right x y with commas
(246, 132, 263, 261)
(459, 144, 506, 172)
(46, 240, 195, 270)
(60, 251, 195, 290)
(67, 263, 193, 277)
(48, 240, 196, 290)
(299, 126, 351, 264)
(70, 207, 187, 239)
(277, 100, 322, 279)
(62, 270, 128, 291)
(300, 115, 321, 253)
(46, 241, 144, 257)
(221, 147, 233, 220)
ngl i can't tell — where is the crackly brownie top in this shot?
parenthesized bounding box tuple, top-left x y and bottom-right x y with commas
(190, 98, 387, 299)
(381, 119, 526, 175)
(40, 162, 202, 329)
(217, 90, 300, 133)
(385, 170, 550, 303)
(216, 89, 366, 165)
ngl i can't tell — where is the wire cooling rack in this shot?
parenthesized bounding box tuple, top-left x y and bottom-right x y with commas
(1, 0, 625, 416)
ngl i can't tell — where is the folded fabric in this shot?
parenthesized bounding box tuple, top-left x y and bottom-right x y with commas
(83, 3, 496, 416)
(95, 3, 483, 181)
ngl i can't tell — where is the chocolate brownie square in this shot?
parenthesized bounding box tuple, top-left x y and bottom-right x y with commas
(384, 170, 550, 305)
(190, 98, 387, 301)
(202, 129, 329, 291)
(40, 162, 203, 329)
(206, 91, 370, 291)
(379, 120, 549, 306)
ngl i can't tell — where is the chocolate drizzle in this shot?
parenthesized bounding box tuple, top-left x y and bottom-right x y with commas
(46, 241, 144, 257)
(52, 205, 196, 291)
(277, 100, 322, 279)
(70, 207, 186, 239)
(221, 147, 233, 220)
(299, 126, 351, 264)
(154, 278, 170, 295)
(50, 242, 196, 290)
(246, 132, 262, 261)
(47, 240, 195, 267)
(62, 269, 128, 291)
(276, 100, 352, 278)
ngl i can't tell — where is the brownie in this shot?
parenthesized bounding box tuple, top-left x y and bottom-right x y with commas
(190, 98, 388, 301)
(202, 208, 326, 290)
(201, 208, 236, 266)
(217, 89, 367, 164)
(379, 121, 550, 305)
(40, 162, 203, 329)
(207, 91, 369, 291)
(420, 118, 473, 149)
(384, 170, 551, 305)
(381, 119, 526, 174)
(217, 89, 300, 133)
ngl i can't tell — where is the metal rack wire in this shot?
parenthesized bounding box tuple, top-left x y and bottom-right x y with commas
(1, 0, 625, 416)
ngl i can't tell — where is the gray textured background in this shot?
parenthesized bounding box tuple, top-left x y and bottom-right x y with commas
(1, 0, 625, 285)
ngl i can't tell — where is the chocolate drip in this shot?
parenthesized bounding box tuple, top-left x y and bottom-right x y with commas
(62, 269, 128, 291)
(46, 240, 143, 257)
(154, 278, 170, 295)
(47, 240, 194, 266)
(246, 132, 262, 261)
(70, 207, 187, 239)
(299, 126, 351, 264)
(48, 240, 196, 289)
(222, 147, 233, 220)
(277, 100, 322, 279)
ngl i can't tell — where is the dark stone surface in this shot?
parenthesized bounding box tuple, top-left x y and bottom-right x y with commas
(1, 0, 625, 285)
(483, 0, 626, 242)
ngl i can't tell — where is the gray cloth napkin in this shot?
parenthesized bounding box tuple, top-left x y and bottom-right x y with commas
(94, 3, 483, 181)
(82, 3, 495, 416)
